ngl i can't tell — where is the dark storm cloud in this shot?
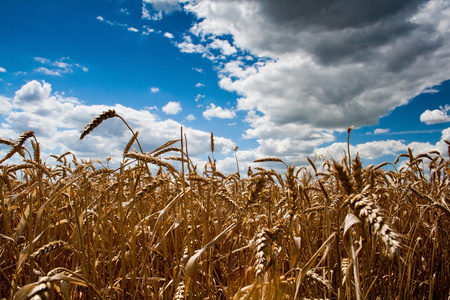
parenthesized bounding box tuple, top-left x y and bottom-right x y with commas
(256, 0, 443, 67)
(384, 26, 443, 72)
(259, 0, 424, 30)
(311, 20, 416, 65)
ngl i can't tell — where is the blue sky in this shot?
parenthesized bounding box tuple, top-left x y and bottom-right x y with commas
(1, 0, 450, 173)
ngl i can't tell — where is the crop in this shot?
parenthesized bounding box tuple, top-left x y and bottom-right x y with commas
(1, 111, 449, 299)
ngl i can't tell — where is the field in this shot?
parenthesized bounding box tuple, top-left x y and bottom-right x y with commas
(1, 110, 449, 299)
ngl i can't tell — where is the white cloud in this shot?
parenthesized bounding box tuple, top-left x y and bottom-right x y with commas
(213, 126, 450, 175)
(420, 105, 450, 124)
(186, 114, 196, 121)
(14, 80, 52, 105)
(164, 32, 174, 39)
(314, 129, 450, 162)
(195, 83, 205, 87)
(176, 35, 237, 60)
(119, 8, 130, 15)
(162, 101, 182, 115)
(193, 68, 204, 73)
(142, 25, 155, 35)
(34, 57, 50, 64)
(0, 67, 6, 73)
(96, 15, 131, 31)
(2, 82, 447, 176)
(53, 61, 69, 69)
(195, 94, 204, 102)
(411, 0, 450, 33)
(0, 96, 12, 115)
(354, 140, 407, 160)
(370, 128, 390, 135)
(177, 38, 206, 54)
(79, 65, 89, 72)
(150, 87, 160, 93)
(202, 103, 236, 120)
(209, 39, 237, 56)
(0, 80, 234, 165)
(142, 3, 152, 19)
(35, 67, 62, 76)
(34, 57, 87, 76)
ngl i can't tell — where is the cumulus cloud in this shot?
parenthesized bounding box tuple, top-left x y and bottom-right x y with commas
(179, 0, 450, 164)
(0, 96, 12, 115)
(162, 101, 182, 115)
(209, 39, 237, 56)
(14, 80, 52, 105)
(177, 36, 206, 54)
(0, 81, 234, 165)
(203, 103, 236, 120)
(186, 114, 196, 121)
(150, 87, 160, 93)
(354, 140, 407, 160)
(3, 81, 447, 175)
(314, 135, 447, 162)
(0, 67, 7, 73)
(420, 105, 450, 124)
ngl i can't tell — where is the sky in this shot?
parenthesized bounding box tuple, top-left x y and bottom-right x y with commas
(1, 0, 450, 174)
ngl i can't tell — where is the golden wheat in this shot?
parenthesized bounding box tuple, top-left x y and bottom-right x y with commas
(80, 109, 118, 140)
(1, 113, 449, 299)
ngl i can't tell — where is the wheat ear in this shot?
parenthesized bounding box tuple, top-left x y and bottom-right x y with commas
(124, 152, 178, 174)
(173, 280, 185, 300)
(30, 240, 72, 261)
(0, 131, 35, 164)
(349, 192, 401, 258)
(80, 109, 118, 140)
(13, 277, 51, 300)
(254, 228, 272, 284)
(254, 157, 288, 168)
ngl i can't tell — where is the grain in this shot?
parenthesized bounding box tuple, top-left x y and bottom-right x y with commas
(80, 109, 118, 140)
(1, 114, 448, 299)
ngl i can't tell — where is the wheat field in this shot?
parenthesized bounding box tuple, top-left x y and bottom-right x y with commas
(1, 110, 449, 299)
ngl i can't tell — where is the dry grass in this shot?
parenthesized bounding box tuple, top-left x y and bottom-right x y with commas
(0, 114, 449, 299)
